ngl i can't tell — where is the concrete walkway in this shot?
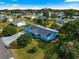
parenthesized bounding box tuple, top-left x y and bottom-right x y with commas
(1, 31, 24, 46)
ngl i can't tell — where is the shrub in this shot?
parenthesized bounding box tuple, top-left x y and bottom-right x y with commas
(17, 33, 32, 48)
(3, 25, 17, 36)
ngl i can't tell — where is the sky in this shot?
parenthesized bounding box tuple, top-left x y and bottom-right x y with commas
(0, 0, 79, 9)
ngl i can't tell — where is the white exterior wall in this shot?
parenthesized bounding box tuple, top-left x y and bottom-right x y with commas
(17, 22, 26, 27)
(31, 16, 37, 19)
(8, 18, 13, 22)
(7, 17, 13, 22)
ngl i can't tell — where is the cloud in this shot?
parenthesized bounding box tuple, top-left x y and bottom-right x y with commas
(11, 4, 19, 7)
(71, 4, 78, 6)
(0, 2, 5, 4)
(69, 4, 79, 9)
(65, 0, 79, 2)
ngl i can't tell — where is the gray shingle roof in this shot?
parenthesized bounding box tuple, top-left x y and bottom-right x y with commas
(36, 16, 47, 20)
(11, 20, 20, 25)
(27, 24, 53, 36)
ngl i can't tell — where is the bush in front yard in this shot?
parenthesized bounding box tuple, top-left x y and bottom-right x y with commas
(3, 25, 17, 36)
(27, 47, 37, 54)
(17, 33, 32, 48)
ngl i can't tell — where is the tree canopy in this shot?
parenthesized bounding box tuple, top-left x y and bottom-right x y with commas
(42, 9, 49, 18)
(3, 25, 17, 36)
(53, 19, 79, 59)
(17, 33, 32, 47)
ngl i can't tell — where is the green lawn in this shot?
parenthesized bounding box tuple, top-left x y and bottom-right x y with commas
(0, 22, 10, 34)
(10, 39, 45, 59)
(0, 22, 10, 29)
(10, 38, 56, 59)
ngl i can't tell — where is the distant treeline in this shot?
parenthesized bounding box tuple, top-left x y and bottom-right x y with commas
(0, 9, 79, 16)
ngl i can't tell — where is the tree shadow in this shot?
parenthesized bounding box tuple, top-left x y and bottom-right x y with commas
(43, 47, 54, 59)
(9, 41, 22, 49)
(36, 39, 57, 50)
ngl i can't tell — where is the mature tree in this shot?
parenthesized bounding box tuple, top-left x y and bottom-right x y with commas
(50, 23, 61, 30)
(42, 9, 49, 18)
(70, 48, 78, 59)
(33, 18, 49, 27)
(55, 19, 79, 59)
(17, 33, 32, 47)
(3, 25, 17, 36)
(64, 9, 75, 18)
(59, 20, 79, 42)
(50, 53, 58, 59)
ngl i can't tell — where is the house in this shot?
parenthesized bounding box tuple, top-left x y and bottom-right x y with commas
(12, 13, 22, 16)
(37, 12, 43, 16)
(68, 18, 75, 21)
(21, 15, 37, 19)
(68, 16, 79, 21)
(11, 20, 26, 27)
(26, 15, 37, 19)
(58, 12, 65, 19)
(24, 24, 58, 41)
(0, 14, 9, 22)
(71, 16, 79, 19)
(56, 19, 68, 24)
(34, 16, 48, 23)
(0, 15, 13, 22)
(36, 16, 47, 20)
(7, 16, 13, 22)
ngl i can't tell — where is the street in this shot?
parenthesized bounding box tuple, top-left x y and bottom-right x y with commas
(0, 38, 14, 59)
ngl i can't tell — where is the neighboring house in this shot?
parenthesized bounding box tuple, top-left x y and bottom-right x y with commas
(21, 15, 37, 19)
(68, 18, 75, 21)
(71, 16, 79, 19)
(56, 19, 68, 24)
(58, 12, 65, 19)
(35, 16, 47, 20)
(11, 20, 26, 27)
(24, 24, 58, 41)
(60, 15, 65, 19)
(68, 16, 79, 21)
(12, 13, 22, 16)
(37, 12, 43, 16)
(0, 14, 9, 22)
(7, 16, 13, 22)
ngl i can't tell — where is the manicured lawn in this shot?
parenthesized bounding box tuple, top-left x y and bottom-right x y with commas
(16, 26, 24, 32)
(0, 22, 10, 34)
(47, 21, 54, 28)
(9, 38, 56, 59)
(0, 22, 10, 29)
(10, 39, 45, 59)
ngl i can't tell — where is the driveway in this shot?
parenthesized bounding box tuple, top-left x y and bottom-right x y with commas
(0, 39, 14, 59)
(1, 31, 24, 46)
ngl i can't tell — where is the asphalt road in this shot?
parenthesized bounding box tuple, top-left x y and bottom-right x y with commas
(0, 38, 14, 59)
